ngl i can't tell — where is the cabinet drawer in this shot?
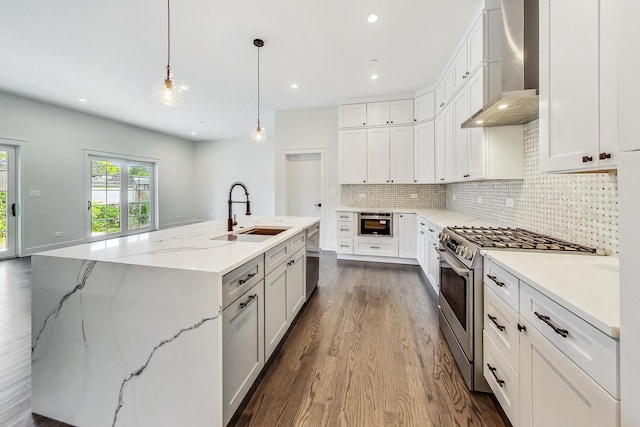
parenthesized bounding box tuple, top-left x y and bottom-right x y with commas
(337, 212, 354, 222)
(484, 259, 519, 310)
(520, 282, 619, 398)
(337, 222, 354, 237)
(484, 331, 520, 426)
(353, 238, 398, 257)
(484, 285, 520, 372)
(222, 255, 264, 309)
(289, 231, 305, 254)
(336, 238, 353, 254)
(426, 222, 441, 240)
(265, 240, 290, 275)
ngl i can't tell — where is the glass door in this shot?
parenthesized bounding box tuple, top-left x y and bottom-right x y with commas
(0, 145, 17, 259)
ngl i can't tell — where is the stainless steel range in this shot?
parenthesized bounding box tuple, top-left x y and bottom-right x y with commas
(437, 226, 596, 392)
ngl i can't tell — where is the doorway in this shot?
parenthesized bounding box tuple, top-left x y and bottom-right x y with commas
(0, 144, 18, 259)
(285, 151, 324, 247)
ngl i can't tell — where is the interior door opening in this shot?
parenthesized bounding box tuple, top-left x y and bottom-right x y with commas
(285, 151, 323, 247)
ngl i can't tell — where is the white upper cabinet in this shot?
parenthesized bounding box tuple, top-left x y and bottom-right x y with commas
(539, 0, 618, 172)
(368, 100, 414, 126)
(390, 126, 415, 183)
(435, 80, 446, 113)
(467, 15, 484, 75)
(618, 0, 640, 152)
(338, 104, 367, 128)
(414, 92, 435, 123)
(453, 89, 470, 181)
(444, 104, 455, 182)
(414, 120, 435, 183)
(339, 129, 367, 183)
(453, 44, 469, 93)
(366, 128, 391, 183)
(435, 113, 446, 183)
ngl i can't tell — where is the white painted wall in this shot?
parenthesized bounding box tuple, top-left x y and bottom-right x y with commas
(193, 122, 275, 222)
(0, 91, 196, 254)
(274, 107, 339, 250)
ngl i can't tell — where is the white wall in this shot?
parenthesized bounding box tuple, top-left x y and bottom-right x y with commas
(0, 91, 196, 254)
(193, 122, 275, 222)
(274, 107, 339, 250)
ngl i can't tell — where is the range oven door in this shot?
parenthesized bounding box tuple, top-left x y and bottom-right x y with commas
(438, 249, 474, 360)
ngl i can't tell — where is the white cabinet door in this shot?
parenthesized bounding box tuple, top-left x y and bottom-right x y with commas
(426, 233, 440, 294)
(444, 104, 455, 182)
(435, 113, 447, 183)
(389, 99, 414, 125)
(264, 263, 288, 360)
(223, 282, 265, 425)
(453, 89, 469, 181)
(414, 92, 435, 123)
(520, 319, 620, 427)
(453, 44, 468, 93)
(390, 126, 414, 183)
(414, 120, 435, 183)
(367, 128, 391, 183)
(367, 102, 391, 126)
(416, 220, 426, 268)
(287, 248, 306, 321)
(539, 0, 601, 172)
(618, 0, 640, 152)
(339, 129, 367, 184)
(339, 104, 367, 128)
(467, 69, 485, 179)
(467, 15, 483, 74)
(398, 214, 417, 259)
(435, 81, 446, 114)
(444, 67, 455, 104)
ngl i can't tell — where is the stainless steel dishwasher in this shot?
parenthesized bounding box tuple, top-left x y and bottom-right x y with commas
(305, 223, 320, 298)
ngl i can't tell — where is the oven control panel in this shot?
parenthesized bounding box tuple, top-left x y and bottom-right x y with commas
(439, 230, 477, 263)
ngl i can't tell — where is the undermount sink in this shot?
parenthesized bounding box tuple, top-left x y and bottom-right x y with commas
(211, 226, 291, 242)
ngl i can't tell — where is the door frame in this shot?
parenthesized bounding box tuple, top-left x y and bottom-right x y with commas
(282, 148, 325, 249)
(0, 137, 25, 258)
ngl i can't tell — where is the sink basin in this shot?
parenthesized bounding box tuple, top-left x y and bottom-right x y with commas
(211, 226, 290, 242)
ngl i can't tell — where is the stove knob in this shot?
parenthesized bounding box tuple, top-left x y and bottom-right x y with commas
(466, 251, 473, 260)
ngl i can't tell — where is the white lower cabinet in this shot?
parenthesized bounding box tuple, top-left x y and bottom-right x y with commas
(353, 237, 398, 257)
(286, 248, 306, 321)
(398, 213, 417, 258)
(425, 233, 440, 294)
(222, 281, 265, 425)
(484, 331, 520, 425)
(519, 318, 620, 427)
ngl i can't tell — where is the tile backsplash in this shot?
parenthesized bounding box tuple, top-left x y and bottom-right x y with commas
(341, 120, 618, 254)
(447, 121, 618, 254)
(341, 184, 446, 209)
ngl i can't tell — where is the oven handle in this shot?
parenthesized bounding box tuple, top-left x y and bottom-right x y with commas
(439, 250, 470, 277)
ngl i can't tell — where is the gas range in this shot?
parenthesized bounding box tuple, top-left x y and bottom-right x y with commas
(439, 226, 596, 268)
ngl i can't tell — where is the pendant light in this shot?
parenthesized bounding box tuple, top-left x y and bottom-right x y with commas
(151, 0, 183, 106)
(251, 39, 266, 143)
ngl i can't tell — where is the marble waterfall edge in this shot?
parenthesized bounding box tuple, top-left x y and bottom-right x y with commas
(31, 255, 222, 427)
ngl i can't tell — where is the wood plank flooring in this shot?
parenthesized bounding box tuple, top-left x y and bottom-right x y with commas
(1, 253, 508, 427)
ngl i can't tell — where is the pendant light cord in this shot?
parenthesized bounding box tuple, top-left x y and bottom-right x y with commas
(257, 45, 260, 127)
(166, 0, 171, 79)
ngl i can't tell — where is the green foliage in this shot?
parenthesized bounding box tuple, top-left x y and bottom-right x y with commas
(91, 203, 121, 234)
(0, 191, 6, 247)
(129, 165, 150, 177)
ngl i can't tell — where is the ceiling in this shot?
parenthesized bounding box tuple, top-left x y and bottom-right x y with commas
(1, 0, 481, 141)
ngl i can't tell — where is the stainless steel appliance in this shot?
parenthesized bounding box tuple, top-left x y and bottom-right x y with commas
(305, 223, 320, 298)
(438, 226, 596, 392)
(358, 213, 393, 236)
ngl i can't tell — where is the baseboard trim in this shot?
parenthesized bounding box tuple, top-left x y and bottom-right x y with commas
(336, 253, 419, 265)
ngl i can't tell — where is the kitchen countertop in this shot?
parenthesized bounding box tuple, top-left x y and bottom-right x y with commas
(337, 207, 498, 229)
(483, 250, 620, 338)
(36, 216, 321, 275)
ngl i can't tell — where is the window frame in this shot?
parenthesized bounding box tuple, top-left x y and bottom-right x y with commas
(84, 150, 159, 242)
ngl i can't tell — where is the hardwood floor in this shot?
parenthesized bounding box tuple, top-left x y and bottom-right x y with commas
(1, 254, 508, 427)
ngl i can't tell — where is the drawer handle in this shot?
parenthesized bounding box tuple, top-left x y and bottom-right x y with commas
(371, 246, 380, 249)
(487, 314, 506, 332)
(534, 311, 569, 338)
(428, 228, 434, 232)
(517, 323, 527, 332)
(238, 272, 257, 285)
(239, 294, 257, 310)
(340, 228, 349, 232)
(340, 244, 350, 248)
(486, 274, 505, 288)
(420, 222, 426, 226)
(487, 364, 505, 387)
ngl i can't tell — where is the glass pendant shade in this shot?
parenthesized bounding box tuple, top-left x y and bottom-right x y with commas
(152, 77, 184, 106)
(251, 124, 266, 143)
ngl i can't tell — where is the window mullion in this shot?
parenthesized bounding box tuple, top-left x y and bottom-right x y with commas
(121, 160, 129, 233)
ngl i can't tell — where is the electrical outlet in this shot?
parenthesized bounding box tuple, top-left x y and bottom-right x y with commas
(54, 231, 63, 237)
(477, 197, 483, 204)
(505, 199, 515, 207)
(176, 214, 182, 219)
(30, 190, 40, 198)
(359, 193, 367, 199)
(410, 194, 418, 199)
(452, 194, 457, 200)
(329, 189, 337, 197)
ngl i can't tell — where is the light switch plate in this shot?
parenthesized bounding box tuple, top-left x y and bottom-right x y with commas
(410, 194, 418, 199)
(30, 190, 40, 198)
(359, 193, 367, 199)
(477, 197, 483, 204)
(452, 194, 457, 200)
(505, 198, 515, 207)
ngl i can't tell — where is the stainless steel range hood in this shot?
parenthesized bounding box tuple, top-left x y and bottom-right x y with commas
(462, 0, 539, 128)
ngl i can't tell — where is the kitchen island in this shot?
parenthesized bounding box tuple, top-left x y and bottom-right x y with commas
(31, 216, 320, 427)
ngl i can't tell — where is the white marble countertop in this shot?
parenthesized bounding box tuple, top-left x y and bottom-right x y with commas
(36, 216, 321, 275)
(336, 207, 498, 229)
(483, 250, 620, 338)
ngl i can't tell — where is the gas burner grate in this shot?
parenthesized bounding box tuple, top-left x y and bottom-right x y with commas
(447, 227, 596, 253)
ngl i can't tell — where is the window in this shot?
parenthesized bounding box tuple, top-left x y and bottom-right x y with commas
(87, 154, 156, 239)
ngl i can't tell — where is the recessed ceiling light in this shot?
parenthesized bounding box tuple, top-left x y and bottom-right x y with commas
(179, 85, 189, 91)
(291, 84, 298, 89)
(498, 104, 508, 110)
(368, 14, 378, 23)
(78, 98, 87, 103)
(190, 131, 196, 136)
(475, 119, 484, 124)
(371, 74, 379, 80)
